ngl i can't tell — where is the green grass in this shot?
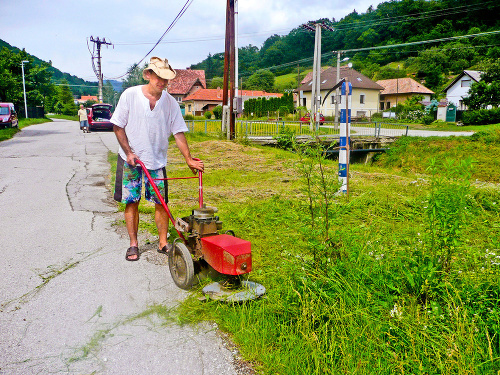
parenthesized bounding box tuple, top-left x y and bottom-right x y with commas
(109, 131, 500, 374)
(47, 114, 78, 121)
(0, 117, 53, 142)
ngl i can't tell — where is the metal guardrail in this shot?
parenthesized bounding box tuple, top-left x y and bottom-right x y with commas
(185, 120, 409, 138)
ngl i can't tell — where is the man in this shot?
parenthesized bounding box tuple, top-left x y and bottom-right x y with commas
(78, 104, 89, 133)
(111, 57, 204, 261)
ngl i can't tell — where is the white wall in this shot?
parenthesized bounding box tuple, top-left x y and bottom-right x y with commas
(446, 76, 474, 110)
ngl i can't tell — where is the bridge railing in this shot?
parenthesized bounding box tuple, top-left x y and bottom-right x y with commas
(185, 120, 409, 138)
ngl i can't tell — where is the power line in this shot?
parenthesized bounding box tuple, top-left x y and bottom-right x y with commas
(104, 0, 195, 80)
(233, 29, 500, 79)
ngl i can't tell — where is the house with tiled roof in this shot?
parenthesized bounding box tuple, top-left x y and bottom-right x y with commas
(443, 70, 482, 110)
(167, 69, 206, 104)
(376, 78, 434, 110)
(297, 66, 384, 119)
(183, 89, 282, 116)
(76, 95, 98, 104)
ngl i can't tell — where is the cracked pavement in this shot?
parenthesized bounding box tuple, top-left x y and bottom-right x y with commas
(0, 120, 239, 374)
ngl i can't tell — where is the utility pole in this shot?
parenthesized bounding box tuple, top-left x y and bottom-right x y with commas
(21, 60, 29, 119)
(222, 0, 236, 140)
(334, 51, 349, 125)
(311, 23, 321, 131)
(302, 22, 334, 131)
(89, 36, 113, 103)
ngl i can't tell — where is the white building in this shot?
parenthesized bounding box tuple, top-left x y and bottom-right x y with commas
(443, 70, 482, 110)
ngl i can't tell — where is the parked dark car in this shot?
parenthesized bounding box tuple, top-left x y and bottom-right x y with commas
(87, 104, 113, 131)
(300, 112, 325, 125)
(0, 103, 19, 129)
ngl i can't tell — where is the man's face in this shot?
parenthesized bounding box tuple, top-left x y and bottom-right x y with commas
(146, 71, 168, 93)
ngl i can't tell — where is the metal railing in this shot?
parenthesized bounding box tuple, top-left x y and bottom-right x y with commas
(185, 119, 409, 138)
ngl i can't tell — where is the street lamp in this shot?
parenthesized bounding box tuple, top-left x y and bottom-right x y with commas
(21, 60, 29, 119)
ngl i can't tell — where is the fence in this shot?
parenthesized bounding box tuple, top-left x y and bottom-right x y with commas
(185, 120, 409, 138)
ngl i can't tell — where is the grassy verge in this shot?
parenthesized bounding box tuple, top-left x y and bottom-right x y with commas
(0, 117, 53, 142)
(112, 131, 500, 374)
(47, 114, 78, 121)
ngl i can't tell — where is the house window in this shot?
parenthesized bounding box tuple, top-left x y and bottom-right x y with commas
(302, 98, 306, 107)
(461, 79, 471, 87)
(331, 96, 335, 104)
(386, 102, 391, 109)
(360, 94, 365, 104)
(380, 102, 385, 110)
(188, 104, 192, 112)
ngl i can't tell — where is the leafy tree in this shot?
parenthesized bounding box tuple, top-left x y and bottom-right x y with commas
(246, 70, 275, 92)
(102, 80, 116, 106)
(463, 60, 500, 110)
(0, 48, 54, 115)
(121, 63, 147, 91)
(208, 76, 224, 89)
(57, 80, 77, 115)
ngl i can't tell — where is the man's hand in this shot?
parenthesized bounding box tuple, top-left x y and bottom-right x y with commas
(126, 152, 139, 167)
(187, 158, 204, 174)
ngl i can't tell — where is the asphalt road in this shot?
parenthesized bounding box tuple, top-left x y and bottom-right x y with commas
(0, 120, 239, 374)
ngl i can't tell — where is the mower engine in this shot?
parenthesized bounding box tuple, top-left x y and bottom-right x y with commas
(175, 207, 252, 276)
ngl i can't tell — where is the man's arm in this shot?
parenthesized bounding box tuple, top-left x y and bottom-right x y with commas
(113, 125, 138, 166)
(173, 132, 204, 173)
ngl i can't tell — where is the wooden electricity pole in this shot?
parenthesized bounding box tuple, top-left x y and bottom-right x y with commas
(89, 36, 112, 103)
(222, 0, 236, 139)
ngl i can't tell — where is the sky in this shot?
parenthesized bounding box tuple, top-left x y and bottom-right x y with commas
(2, 0, 384, 84)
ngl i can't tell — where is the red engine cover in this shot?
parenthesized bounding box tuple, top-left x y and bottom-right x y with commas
(200, 234, 252, 275)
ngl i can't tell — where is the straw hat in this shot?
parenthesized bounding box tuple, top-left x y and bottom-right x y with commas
(142, 57, 176, 80)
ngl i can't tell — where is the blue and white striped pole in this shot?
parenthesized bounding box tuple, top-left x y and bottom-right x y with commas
(338, 80, 352, 194)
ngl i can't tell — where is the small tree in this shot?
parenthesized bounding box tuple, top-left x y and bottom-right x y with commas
(246, 70, 275, 92)
(213, 105, 223, 120)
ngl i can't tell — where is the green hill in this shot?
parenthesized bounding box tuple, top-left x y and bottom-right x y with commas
(192, 0, 500, 93)
(0, 39, 98, 97)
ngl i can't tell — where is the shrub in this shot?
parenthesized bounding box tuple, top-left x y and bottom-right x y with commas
(204, 111, 212, 119)
(184, 114, 194, 120)
(213, 105, 223, 120)
(462, 108, 500, 125)
(422, 115, 434, 125)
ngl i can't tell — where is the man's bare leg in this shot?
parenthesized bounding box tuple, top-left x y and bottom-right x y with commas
(124, 202, 140, 260)
(155, 203, 169, 251)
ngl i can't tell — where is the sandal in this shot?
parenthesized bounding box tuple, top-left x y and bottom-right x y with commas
(157, 243, 172, 255)
(125, 246, 140, 261)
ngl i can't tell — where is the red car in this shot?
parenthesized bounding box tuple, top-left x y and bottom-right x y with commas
(300, 113, 325, 125)
(0, 103, 19, 129)
(87, 103, 113, 131)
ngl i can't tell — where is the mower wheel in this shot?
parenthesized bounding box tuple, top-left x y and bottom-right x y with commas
(168, 241, 195, 290)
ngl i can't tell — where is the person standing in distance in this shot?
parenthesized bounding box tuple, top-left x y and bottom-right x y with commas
(78, 104, 90, 133)
(111, 57, 204, 261)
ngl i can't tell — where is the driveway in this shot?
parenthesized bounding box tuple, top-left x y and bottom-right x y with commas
(0, 120, 239, 374)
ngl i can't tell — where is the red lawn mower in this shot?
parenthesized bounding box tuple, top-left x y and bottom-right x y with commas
(136, 159, 265, 302)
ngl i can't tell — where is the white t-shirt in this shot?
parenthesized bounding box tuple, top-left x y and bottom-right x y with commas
(111, 85, 188, 170)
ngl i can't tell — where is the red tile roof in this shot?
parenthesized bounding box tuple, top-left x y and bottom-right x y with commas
(79, 95, 98, 101)
(184, 89, 224, 101)
(168, 69, 206, 95)
(376, 78, 434, 95)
